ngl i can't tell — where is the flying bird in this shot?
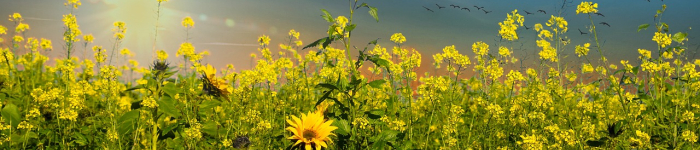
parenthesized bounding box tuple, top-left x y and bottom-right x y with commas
(524, 10, 534, 15)
(483, 9, 492, 14)
(524, 25, 531, 30)
(595, 13, 605, 17)
(474, 5, 484, 10)
(423, 6, 434, 12)
(436, 4, 445, 9)
(450, 4, 460, 8)
(600, 22, 611, 27)
(537, 10, 547, 14)
(578, 29, 588, 35)
(461, 7, 470, 12)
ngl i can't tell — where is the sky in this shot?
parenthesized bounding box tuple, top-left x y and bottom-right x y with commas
(1, 0, 699, 77)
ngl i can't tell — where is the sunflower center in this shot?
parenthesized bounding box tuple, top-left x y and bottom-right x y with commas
(302, 130, 317, 140)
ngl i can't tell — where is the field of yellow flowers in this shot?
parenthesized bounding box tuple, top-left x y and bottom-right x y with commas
(0, 0, 698, 149)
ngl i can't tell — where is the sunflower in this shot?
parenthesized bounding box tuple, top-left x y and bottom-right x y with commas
(199, 64, 230, 97)
(286, 111, 337, 150)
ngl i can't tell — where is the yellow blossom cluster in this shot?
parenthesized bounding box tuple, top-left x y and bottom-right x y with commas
(62, 14, 82, 43)
(182, 16, 195, 28)
(576, 2, 598, 14)
(498, 9, 524, 41)
(390, 33, 406, 44)
(652, 32, 672, 48)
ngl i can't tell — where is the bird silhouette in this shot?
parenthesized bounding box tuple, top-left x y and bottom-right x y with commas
(436, 4, 445, 9)
(474, 5, 484, 10)
(578, 29, 588, 35)
(537, 10, 546, 14)
(461, 7, 470, 12)
(595, 13, 605, 17)
(600, 22, 611, 27)
(423, 6, 434, 12)
(524, 25, 531, 30)
(524, 10, 534, 15)
(483, 9, 492, 14)
(450, 4, 460, 8)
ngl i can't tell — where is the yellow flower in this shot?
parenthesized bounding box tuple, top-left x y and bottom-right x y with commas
(9, 13, 22, 22)
(15, 23, 29, 33)
(0, 25, 6, 35)
(336, 16, 348, 28)
(390, 33, 406, 44)
(120, 48, 133, 57)
(258, 35, 270, 46)
(40, 38, 52, 50)
(498, 9, 524, 41)
(289, 29, 300, 39)
(83, 34, 94, 43)
(652, 32, 672, 48)
(286, 111, 337, 150)
(575, 43, 590, 57)
(499, 46, 511, 57)
(157, 49, 168, 61)
(682, 130, 698, 143)
(137, 79, 148, 85)
(582, 63, 594, 73)
(157, 0, 169, 2)
(638, 49, 652, 59)
(576, 2, 598, 14)
(472, 41, 489, 56)
(13, 35, 23, 43)
(64, 0, 81, 9)
(182, 16, 195, 28)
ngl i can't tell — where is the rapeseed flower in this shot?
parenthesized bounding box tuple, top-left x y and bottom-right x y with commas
(182, 16, 194, 28)
(576, 2, 598, 14)
(652, 32, 672, 48)
(682, 130, 698, 143)
(498, 9, 524, 41)
(83, 34, 94, 43)
(258, 35, 270, 46)
(286, 111, 337, 150)
(575, 43, 590, 57)
(390, 33, 406, 44)
(15, 23, 29, 33)
(40, 38, 52, 50)
(65, 0, 81, 9)
(9, 13, 22, 22)
(156, 49, 168, 61)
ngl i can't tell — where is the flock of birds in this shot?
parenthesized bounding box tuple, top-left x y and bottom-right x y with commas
(422, 3, 613, 35)
(422, 4, 496, 14)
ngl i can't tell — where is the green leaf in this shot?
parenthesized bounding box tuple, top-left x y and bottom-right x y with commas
(1, 103, 20, 128)
(118, 110, 140, 135)
(371, 130, 400, 142)
(368, 6, 379, 22)
(332, 119, 351, 136)
(162, 83, 179, 97)
(368, 38, 379, 45)
(345, 24, 357, 32)
(157, 96, 181, 118)
(199, 100, 221, 111)
(315, 90, 334, 107)
(302, 37, 327, 50)
(672, 32, 688, 43)
(162, 122, 179, 136)
(201, 121, 219, 136)
(631, 66, 640, 75)
(317, 83, 339, 90)
(637, 24, 649, 32)
(321, 9, 333, 23)
(368, 79, 387, 89)
(73, 132, 88, 146)
(357, 3, 369, 9)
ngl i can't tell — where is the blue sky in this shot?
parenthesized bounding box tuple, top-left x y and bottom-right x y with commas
(1, 0, 698, 73)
